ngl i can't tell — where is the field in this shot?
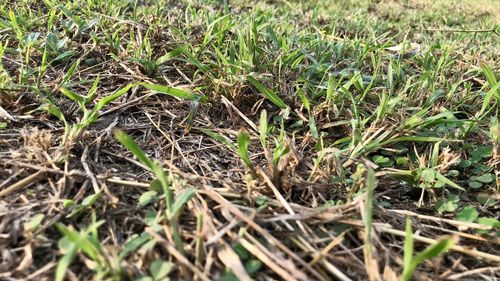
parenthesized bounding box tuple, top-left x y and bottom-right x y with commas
(0, 0, 499, 280)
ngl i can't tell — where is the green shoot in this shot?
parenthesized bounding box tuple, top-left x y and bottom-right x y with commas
(402, 217, 455, 281)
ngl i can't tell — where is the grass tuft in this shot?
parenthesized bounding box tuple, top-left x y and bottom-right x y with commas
(0, 0, 499, 280)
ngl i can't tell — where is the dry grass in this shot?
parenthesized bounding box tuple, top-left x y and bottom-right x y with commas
(0, 0, 499, 280)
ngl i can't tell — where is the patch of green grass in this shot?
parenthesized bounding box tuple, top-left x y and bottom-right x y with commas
(0, 0, 499, 280)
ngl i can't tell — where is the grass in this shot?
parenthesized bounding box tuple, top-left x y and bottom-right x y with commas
(0, 0, 499, 280)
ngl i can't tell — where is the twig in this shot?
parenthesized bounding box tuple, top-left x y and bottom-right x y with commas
(376, 225, 500, 263)
(220, 95, 258, 132)
(419, 28, 499, 35)
(0, 105, 15, 121)
(217, 241, 252, 281)
(1, 160, 65, 175)
(144, 111, 198, 174)
(25, 262, 56, 280)
(387, 209, 492, 230)
(202, 187, 329, 281)
(146, 227, 210, 281)
(0, 169, 24, 189)
(81, 145, 100, 193)
(444, 266, 500, 280)
(0, 171, 43, 198)
(239, 237, 300, 281)
(422, 224, 499, 245)
(104, 177, 150, 189)
(258, 169, 294, 216)
(291, 234, 352, 281)
(259, 168, 309, 235)
(309, 231, 346, 266)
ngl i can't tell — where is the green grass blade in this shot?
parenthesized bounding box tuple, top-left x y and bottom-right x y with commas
(114, 130, 182, 255)
(387, 60, 394, 93)
(402, 217, 414, 279)
(139, 82, 203, 101)
(482, 65, 498, 89)
(415, 238, 454, 262)
(430, 142, 440, 167)
(259, 110, 268, 148)
(297, 89, 319, 139)
(84, 76, 100, 105)
(381, 136, 452, 146)
(114, 129, 155, 169)
(477, 83, 500, 118)
(39, 102, 66, 122)
(59, 87, 85, 108)
(403, 237, 454, 281)
(185, 100, 200, 133)
(237, 130, 254, 172)
(119, 232, 152, 260)
(199, 129, 236, 150)
(149, 260, 173, 280)
(435, 172, 465, 191)
(168, 188, 196, 220)
(94, 83, 136, 112)
(375, 91, 389, 122)
(156, 44, 189, 64)
(247, 75, 287, 109)
(56, 223, 100, 260)
(60, 59, 80, 86)
(490, 117, 499, 144)
(326, 74, 336, 102)
(55, 244, 78, 281)
(8, 10, 23, 39)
